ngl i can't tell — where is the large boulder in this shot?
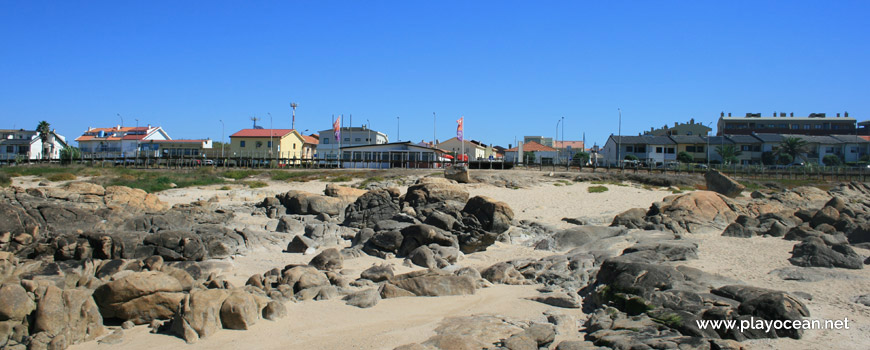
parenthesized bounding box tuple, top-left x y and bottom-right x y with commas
(392, 272, 476, 296)
(462, 196, 514, 234)
(788, 237, 864, 269)
(398, 225, 457, 257)
(32, 286, 107, 345)
(141, 230, 208, 261)
(104, 185, 170, 213)
(276, 190, 345, 216)
(93, 271, 185, 323)
(308, 248, 343, 271)
(444, 165, 471, 183)
(220, 291, 259, 330)
(704, 170, 745, 198)
(0, 283, 35, 321)
(171, 289, 230, 343)
(324, 184, 367, 203)
(343, 189, 401, 229)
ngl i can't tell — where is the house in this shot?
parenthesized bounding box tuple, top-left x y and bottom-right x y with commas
(0, 129, 68, 161)
(138, 139, 213, 158)
(601, 135, 676, 166)
(669, 135, 707, 162)
(337, 142, 446, 169)
(504, 141, 558, 165)
(317, 126, 388, 160)
(492, 146, 507, 159)
(76, 125, 170, 157)
(229, 129, 306, 160)
(436, 137, 486, 161)
(717, 112, 856, 136)
(724, 134, 763, 165)
(645, 119, 712, 136)
(794, 135, 845, 165)
(831, 135, 870, 163)
(302, 134, 319, 160)
(752, 133, 784, 154)
(701, 136, 736, 164)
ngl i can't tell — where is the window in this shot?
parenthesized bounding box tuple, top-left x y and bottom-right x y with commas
(666, 147, 675, 154)
(636, 146, 646, 153)
(323, 138, 329, 144)
(778, 124, 787, 128)
(753, 145, 761, 152)
(825, 147, 835, 153)
(851, 147, 858, 153)
(256, 141, 262, 148)
(355, 138, 361, 142)
(5, 146, 12, 153)
(697, 146, 704, 153)
(267, 141, 272, 148)
(768, 124, 775, 128)
(804, 125, 811, 130)
(625, 146, 633, 153)
(742, 145, 751, 151)
(814, 124, 823, 129)
(791, 125, 799, 130)
(686, 131, 693, 135)
(293, 144, 296, 149)
(344, 137, 350, 142)
(240, 141, 246, 147)
(655, 147, 663, 153)
(686, 146, 695, 153)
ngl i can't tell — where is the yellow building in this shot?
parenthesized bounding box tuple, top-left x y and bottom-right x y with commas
(229, 129, 306, 160)
(670, 135, 708, 162)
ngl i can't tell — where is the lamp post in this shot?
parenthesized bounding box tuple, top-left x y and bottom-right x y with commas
(366, 119, 372, 145)
(553, 119, 562, 165)
(219, 119, 225, 158)
(268, 112, 273, 164)
(433, 112, 436, 148)
(290, 102, 298, 130)
(117, 113, 123, 127)
(706, 122, 712, 167)
(561, 116, 565, 165)
(397, 116, 400, 142)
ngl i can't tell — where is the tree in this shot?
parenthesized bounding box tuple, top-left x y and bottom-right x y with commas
(715, 145, 742, 165)
(822, 154, 842, 166)
(761, 151, 776, 165)
(573, 151, 589, 166)
(36, 121, 51, 160)
(624, 154, 639, 161)
(59, 146, 80, 164)
(777, 153, 793, 165)
(777, 137, 808, 163)
(677, 151, 694, 163)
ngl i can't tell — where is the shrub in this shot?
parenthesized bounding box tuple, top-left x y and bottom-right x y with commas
(761, 151, 776, 165)
(624, 154, 639, 161)
(247, 181, 268, 189)
(46, 173, 77, 182)
(328, 175, 352, 182)
(221, 170, 260, 180)
(777, 153, 793, 165)
(0, 174, 10, 187)
(219, 185, 232, 190)
(588, 185, 609, 193)
(676, 151, 693, 163)
(822, 155, 842, 166)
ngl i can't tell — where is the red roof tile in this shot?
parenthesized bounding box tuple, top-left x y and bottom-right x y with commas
(553, 141, 584, 149)
(505, 141, 556, 152)
(302, 135, 319, 144)
(230, 129, 296, 138)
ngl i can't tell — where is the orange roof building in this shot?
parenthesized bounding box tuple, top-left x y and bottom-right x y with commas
(76, 125, 170, 156)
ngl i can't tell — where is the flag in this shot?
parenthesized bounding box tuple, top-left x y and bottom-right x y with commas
(456, 117, 464, 141)
(333, 117, 341, 141)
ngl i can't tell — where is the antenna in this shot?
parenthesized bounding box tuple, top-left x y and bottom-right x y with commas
(250, 116, 261, 129)
(290, 102, 298, 130)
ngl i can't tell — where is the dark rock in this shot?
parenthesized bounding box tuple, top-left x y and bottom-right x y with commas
(393, 272, 476, 296)
(360, 264, 394, 282)
(788, 237, 864, 269)
(285, 235, 318, 254)
(366, 230, 404, 253)
(398, 225, 456, 257)
(622, 241, 698, 261)
(811, 206, 840, 228)
(423, 211, 458, 231)
(461, 196, 514, 234)
(705, 170, 745, 198)
(722, 222, 751, 237)
(444, 165, 470, 183)
(481, 262, 527, 285)
(343, 190, 400, 229)
(407, 246, 438, 269)
(528, 292, 581, 308)
(343, 289, 380, 308)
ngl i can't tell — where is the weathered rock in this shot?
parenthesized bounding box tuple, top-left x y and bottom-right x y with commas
(286, 235, 318, 254)
(621, 241, 699, 261)
(481, 262, 527, 285)
(788, 237, 864, 269)
(93, 271, 185, 323)
(440, 165, 469, 184)
(343, 189, 401, 229)
(393, 273, 476, 296)
(308, 248, 343, 271)
(277, 190, 346, 216)
(462, 196, 514, 234)
(171, 289, 230, 343)
(705, 170, 745, 198)
(0, 284, 35, 322)
(407, 246, 438, 269)
(398, 225, 457, 257)
(324, 184, 368, 203)
(344, 288, 381, 308)
(361, 264, 394, 282)
(379, 283, 416, 299)
(528, 292, 581, 308)
(220, 291, 259, 330)
(262, 301, 286, 320)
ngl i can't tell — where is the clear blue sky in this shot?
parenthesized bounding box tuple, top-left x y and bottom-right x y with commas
(2, 1, 868, 148)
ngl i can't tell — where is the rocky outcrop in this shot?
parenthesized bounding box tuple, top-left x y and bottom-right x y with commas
(324, 184, 368, 203)
(444, 165, 470, 183)
(612, 191, 745, 234)
(93, 271, 185, 324)
(788, 237, 864, 269)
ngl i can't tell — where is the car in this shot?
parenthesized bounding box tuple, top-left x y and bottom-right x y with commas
(694, 164, 708, 169)
(204, 159, 214, 165)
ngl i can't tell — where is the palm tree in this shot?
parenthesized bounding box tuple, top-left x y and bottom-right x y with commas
(776, 137, 808, 164)
(715, 144, 742, 165)
(36, 121, 51, 160)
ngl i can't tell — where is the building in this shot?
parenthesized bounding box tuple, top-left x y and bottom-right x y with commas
(302, 134, 319, 160)
(229, 129, 306, 160)
(601, 135, 676, 166)
(76, 125, 170, 157)
(437, 137, 486, 161)
(717, 112, 856, 136)
(553, 140, 585, 163)
(0, 129, 68, 161)
(504, 141, 558, 164)
(669, 135, 707, 162)
(317, 126, 388, 160)
(138, 139, 213, 158)
(523, 136, 553, 148)
(831, 135, 870, 163)
(645, 119, 712, 136)
(338, 142, 447, 169)
(722, 134, 763, 165)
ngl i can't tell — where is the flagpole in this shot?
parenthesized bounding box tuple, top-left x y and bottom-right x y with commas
(339, 114, 343, 168)
(461, 116, 464, 165)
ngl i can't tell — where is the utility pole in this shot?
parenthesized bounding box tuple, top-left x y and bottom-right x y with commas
(433, 112, 436, 148)
(219, 119, 225, 158)
(556, 119, 561, 165)
(268, 112, 273, 163)
(290, 102, 298, 130)
(397, 116, 400, 142)
(617, 108, 622, 168)
(561, 116, 565, 164)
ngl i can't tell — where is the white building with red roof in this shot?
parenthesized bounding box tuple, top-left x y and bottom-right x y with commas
(504, 141, 558, 164)
(76, 125, 170, 157)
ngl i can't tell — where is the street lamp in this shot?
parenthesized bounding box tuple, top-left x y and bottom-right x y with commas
(617, 108, 622, 168)
(219, 119, 225, 158)
(561, 116, 565, 165)
(706, 121, 712, 167)
(268, 112, 273, 162)
(396, 116, 400, 142)
(556, 119, 561, 165)
(433, 112, 436, 148)
(366, 119, 372, 145)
